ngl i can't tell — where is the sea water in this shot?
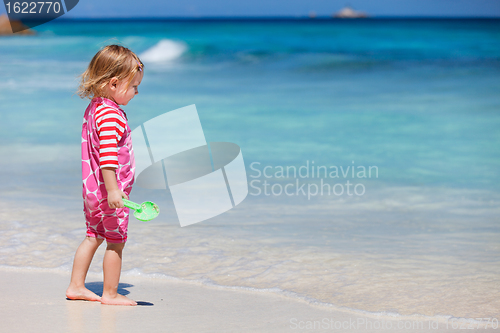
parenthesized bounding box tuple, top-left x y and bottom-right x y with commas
(0, 19, 499, 320)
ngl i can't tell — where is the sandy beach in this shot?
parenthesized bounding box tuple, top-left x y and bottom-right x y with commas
(0, 268, 496, 332)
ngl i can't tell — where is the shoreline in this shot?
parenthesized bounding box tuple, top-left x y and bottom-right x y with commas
(0, 267, 497, 332)
(0, 191, 499, 321)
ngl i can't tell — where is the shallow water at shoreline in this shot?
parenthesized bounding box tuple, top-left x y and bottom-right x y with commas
(0, 157, 499, 318)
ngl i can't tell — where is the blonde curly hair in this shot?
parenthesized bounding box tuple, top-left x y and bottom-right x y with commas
(77, 44, 144, 99)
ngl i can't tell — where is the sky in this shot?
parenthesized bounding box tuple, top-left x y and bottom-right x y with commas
(1, 0, 500, 18)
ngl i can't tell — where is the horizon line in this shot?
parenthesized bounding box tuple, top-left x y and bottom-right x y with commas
(55, 15, 500, 20)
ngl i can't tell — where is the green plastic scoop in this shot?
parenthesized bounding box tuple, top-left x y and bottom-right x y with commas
(123, 199, 160, 222)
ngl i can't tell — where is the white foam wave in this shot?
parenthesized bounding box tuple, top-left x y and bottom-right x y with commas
(139, 39, 187, 63)
(115, 268, 479, 327)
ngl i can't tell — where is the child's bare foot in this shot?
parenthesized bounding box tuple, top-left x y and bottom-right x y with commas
(66, 285, 101, 302)
(101, 293, 137, 306)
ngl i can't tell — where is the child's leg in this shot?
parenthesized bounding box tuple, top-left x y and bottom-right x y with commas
(66, 236, 104, 301)
(101, 242, 137, 306)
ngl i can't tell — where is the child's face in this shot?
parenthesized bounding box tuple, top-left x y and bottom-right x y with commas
(109, 71, 143, 106)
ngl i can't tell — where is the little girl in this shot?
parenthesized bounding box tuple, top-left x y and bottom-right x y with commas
(66, 44, 143, 306)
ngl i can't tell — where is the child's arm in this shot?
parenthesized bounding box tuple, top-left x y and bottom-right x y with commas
(102, 167, 128, 209)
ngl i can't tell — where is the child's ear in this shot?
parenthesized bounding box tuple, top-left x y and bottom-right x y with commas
(109, 77, 119, 90)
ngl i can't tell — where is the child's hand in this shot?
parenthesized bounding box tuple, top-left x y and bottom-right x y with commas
(102, 167, 128, 209)
(107, 190, 129, 209)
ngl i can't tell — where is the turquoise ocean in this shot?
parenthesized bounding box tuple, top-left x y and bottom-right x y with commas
(0, 19, 499, 320)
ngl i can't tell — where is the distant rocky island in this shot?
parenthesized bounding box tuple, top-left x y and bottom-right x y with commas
(0, 14, 35, 35)
(333, 6, 369, 18)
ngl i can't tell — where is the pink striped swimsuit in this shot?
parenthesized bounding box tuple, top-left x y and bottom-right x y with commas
(81, 97, 135, 243)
